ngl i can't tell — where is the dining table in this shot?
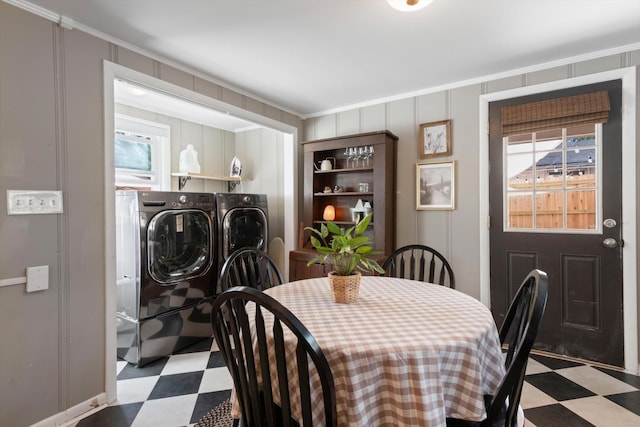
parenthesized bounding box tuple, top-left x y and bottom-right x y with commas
(230, 275, 506, 426)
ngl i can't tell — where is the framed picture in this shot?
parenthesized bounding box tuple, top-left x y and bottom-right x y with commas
(419, 119, 451, 158)
(416, 161, 455, 210)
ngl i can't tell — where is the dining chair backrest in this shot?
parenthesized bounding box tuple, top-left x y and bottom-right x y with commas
(491, 269, 548, 426)
(212, 286, 337, 427)
(381, 244, 455, 288)
(219, 247, 284, 292)
(447, 269, 548, 427)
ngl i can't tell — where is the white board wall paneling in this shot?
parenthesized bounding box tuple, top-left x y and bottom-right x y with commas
(202, 126, 227, 193)
(337, 109, 360, 136)
(526, 64, 573, 86)
(387, 97, 418, 247)
(63, 27, 113, 406)
(273, 130, 286, 240)
(485, 74, 524, 94)
(414, 92, 448, 249)
(117, 46, 155, 76)
(194, 76, 224, 102)
(159, 62, 195, 91)
(0, 7, 62, 425)
(575, 53, 628, 77)
(311, 114, 338, 141)
(361, 104, 387, 133)
(449, 84, 483, 300)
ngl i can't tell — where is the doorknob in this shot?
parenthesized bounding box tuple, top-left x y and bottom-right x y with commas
(603, 238, 618, 248)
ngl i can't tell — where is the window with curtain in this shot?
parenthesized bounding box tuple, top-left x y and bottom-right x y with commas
(501, 91, 610, 232)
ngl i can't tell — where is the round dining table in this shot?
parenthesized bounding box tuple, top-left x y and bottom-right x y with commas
(235, 275, 506, 426)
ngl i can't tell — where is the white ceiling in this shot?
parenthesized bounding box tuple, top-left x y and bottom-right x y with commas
(16, 0, 640, 118)
(114, 79, 261, 132)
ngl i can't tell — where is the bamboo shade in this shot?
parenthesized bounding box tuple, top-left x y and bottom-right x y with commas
(501, 90, 610, 136)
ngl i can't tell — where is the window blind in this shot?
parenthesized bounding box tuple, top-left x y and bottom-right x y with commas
(501, 90, 610, 136)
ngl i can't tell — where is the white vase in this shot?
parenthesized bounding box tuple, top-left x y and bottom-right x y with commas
(179, 144, 201, 173)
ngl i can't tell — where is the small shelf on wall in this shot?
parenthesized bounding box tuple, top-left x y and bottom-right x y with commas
(171, 172, 250, 191)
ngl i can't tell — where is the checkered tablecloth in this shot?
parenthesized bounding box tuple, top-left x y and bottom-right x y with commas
(230, 276, 505, 426)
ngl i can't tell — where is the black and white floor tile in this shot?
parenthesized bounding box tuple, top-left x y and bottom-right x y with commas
(522, 353, 640, 426)
(73, 338, 232, 427)
(70, 340, 640, 427)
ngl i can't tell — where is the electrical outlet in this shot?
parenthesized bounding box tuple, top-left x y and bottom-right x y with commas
(26, 265, 49, 292)
(7, 190, 63, 215)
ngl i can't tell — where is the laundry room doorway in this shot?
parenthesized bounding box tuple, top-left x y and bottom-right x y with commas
(103, 61, 299, 402)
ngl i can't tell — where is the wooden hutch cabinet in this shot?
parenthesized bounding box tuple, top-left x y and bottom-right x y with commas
(289, 130, 397, 281)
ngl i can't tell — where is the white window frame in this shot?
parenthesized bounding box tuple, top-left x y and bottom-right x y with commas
(114, 114, 170, 190)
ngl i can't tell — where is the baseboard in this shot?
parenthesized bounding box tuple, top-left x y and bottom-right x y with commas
(30, 393, 108, 427)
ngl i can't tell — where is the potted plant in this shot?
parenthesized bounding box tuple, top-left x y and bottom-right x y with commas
(305, 213, 385, 303)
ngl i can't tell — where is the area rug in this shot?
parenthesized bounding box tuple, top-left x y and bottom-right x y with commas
(195, 398, 234, 427)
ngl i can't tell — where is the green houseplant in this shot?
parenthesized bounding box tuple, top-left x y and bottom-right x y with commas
(305, 214, 385, 303)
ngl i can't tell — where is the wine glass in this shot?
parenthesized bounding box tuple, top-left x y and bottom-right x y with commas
(362, 146, 372, 167)
(347, 147, 356, 168)
(355, 147, 364, 167)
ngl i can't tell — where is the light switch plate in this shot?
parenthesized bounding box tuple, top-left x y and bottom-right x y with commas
(7, 190, 63, 215)
(26, 265, 49, 292)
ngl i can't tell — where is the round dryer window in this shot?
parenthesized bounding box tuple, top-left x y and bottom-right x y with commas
(223, 208, 268, 259)
(147, 209, 213, 283)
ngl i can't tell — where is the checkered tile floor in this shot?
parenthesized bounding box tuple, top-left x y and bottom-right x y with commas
(72, 339, 640, 426)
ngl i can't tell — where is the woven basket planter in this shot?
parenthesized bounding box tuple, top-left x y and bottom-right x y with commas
(328, 271, 362, 304)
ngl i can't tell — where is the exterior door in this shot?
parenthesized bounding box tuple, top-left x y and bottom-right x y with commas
(489, 80, 624, 367)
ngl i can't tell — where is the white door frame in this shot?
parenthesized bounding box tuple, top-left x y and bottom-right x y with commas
(479, 67, 638, 374)
(102, 61, 299, 402)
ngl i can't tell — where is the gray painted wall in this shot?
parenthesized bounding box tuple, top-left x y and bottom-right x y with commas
(0, 3, 300, 425)
(302, 51, 640, 363)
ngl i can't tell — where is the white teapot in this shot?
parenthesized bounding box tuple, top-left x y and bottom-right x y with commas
(314, 157, 335, 171)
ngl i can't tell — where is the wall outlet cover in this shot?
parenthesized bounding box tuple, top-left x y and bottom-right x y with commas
(26, 265, 49, 292)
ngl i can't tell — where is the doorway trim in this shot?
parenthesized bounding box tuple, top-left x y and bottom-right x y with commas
(479, 67, 637, 373)
(103, 61, 299, 401)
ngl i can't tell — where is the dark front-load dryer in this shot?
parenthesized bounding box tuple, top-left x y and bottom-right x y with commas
(115, 190, 217, 366)
(216, 193, 268, 292)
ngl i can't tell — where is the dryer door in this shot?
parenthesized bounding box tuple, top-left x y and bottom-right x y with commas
(147, 209, 213, 284)
(222, 207, 268, 260)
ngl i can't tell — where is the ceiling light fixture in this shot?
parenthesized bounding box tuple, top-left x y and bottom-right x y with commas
(386, 0, 434, 12)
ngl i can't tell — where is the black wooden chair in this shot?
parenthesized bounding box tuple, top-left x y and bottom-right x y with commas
(381, 244, 456, 288)
(446, 269, 549, 427)
(219, 248, 284, 292)
(212, 286, 337, 427)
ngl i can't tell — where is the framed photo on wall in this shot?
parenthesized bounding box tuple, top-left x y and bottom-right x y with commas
(416, 161, 455, 210)
(419, 119, 451, 158)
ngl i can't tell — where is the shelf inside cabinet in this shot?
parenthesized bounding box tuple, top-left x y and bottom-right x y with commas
(314, 192, 373, 197)
(313, 220, 374, 226)
(314, 167, 373, 174)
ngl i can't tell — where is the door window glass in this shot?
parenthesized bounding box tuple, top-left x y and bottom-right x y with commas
(504, 124, 600, 232)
